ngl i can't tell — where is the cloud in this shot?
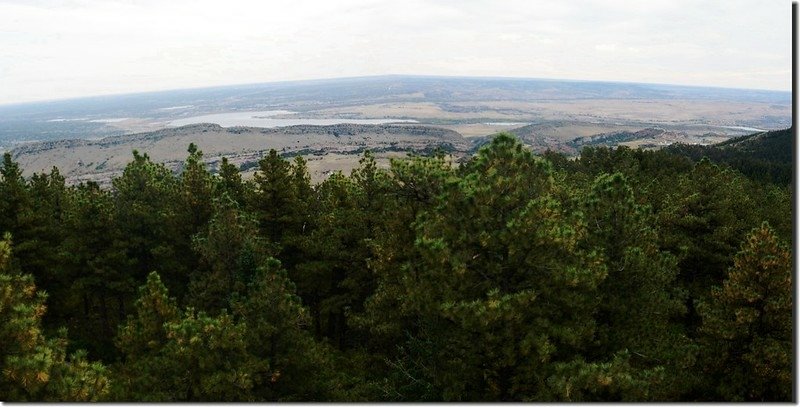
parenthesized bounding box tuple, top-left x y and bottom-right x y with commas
(594, 44, 618, 52)
(0, 0, 791, 104)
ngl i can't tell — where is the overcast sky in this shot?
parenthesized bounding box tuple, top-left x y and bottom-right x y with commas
(0, 0, 792, 105)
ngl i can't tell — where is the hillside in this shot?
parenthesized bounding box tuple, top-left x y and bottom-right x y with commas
(663, 127, 792, 185)
(0, 76, 791, 149)
(715, 127, 793, 161)
(10, 123, 470, 186)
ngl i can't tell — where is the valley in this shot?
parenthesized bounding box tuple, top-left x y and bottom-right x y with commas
(0, 75, 791, 185)
(10, 123, 469, 185)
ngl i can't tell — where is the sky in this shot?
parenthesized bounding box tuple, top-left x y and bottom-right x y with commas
(0, 0, 792, 105)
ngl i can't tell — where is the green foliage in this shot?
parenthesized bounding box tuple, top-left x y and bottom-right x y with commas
(112, 151, 185, 297)
(584, 173, 688, 351)
(175, 143, 216, 251)
(14, 168, 70, 328)
(362, 135, 608, 400)
(581, 172, 690, 399)
(115, 272, 180, 360)
(216, 156, 246, 206)
(187, 196, 271, 313)
(664, 128, 792, 186)
(0, 236, 110, 401)
(658, 160, 759, 331)
(0, 130, 791, 401)
(696, 223, 792, 401)
(544, 351, 664, 401)
(249, 149, 300, 243)
(231, 258, 338, 400)
(114, 261, 337, 401)
(160, 310, 257, 401)
(113, 272, 258, 401)
(292, 172, 362, 343)
(0, 153, 29, 236)
(60, 181, 133, 360)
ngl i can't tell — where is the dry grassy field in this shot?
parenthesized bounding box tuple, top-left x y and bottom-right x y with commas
(4, 76, 790, 186)
(11, 123, 469, 186)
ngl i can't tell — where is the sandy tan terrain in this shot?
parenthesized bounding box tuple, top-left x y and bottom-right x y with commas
(276, 151, 410, 184)
(288, 99, 787, 130)
(104, 118, 172, 134)
(431, 123, 528, 138)
(8, 77, 791, 188)
(12, 123, 470, 186)
(295, 102, 522, 121)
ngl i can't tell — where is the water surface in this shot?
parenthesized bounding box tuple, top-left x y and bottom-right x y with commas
(168, 110, 417, 128)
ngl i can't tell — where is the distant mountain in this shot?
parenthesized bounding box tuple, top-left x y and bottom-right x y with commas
(663, 128, 793, 185)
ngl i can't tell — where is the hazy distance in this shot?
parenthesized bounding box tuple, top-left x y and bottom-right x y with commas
(0, 0, 791, 105)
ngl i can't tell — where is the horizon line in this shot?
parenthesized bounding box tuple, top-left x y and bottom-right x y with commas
(0, 73, 791, 109)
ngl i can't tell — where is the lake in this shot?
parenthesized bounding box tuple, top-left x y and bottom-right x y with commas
(168, 110, 417, 128)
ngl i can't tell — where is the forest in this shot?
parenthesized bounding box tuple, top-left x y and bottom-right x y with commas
(0, 129, 792, 401)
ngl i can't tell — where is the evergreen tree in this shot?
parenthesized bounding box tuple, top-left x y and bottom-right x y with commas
(279, 155, 315, 272)
(0, 235, 110, 401)
(362, 135, 607, 400)
(292, 154, 389, 347)
(113, 272, 260, 401)
(658, 159, 759, 334)
(231, 258, 338, 400)
(0, 129, 791, 402)
(248, 149, 299, 244)
(696, 223, 792, 401)
(216, 156, 246, 206)
(581, 172, 690, 400)
(60, 181, 133, 361)
(17, 168, 70, 329)
(176, 143, 215, 238)
(293, 172, 360, 342)
(187, 195, 272, 313)
(0, 153, 29, 236)
(113, 151, 185, 298)
(172, 144, 217, 292)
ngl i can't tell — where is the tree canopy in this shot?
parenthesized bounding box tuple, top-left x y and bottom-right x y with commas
(0, 129, 792, 401)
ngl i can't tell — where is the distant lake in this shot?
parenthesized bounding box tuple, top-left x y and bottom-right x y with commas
(713, 125, 766, 132)
(168, 110, 417, 128)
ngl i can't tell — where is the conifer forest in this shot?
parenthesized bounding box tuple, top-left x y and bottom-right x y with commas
(0, 129, 792, 402)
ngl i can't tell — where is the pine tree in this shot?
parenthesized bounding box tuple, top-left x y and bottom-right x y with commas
(216, 156, 246, 206)
(113, 271, 260, 401)
(279, 155, 314, 272)
(60, 181, 133, 360)
(171, 144, 217, 291)
(580, 172, 690, 400)
(362, 134, 607, 400)
(231, 258, 338, 400)
(292, 160, 384, 347)
(176, 143, 215, 238)
(0, 235, 110, 401)
(187, 195, 272, 313)
(158, 309, 258, 401)
(16, 168, 70, 329)
(248, 149, 298, 244)
(112, 151, 184, 298)
(292, 172, 360, 341)
(658, 159, 759, 334)
(0, 153, 29, 236)
(696, 223, 791, 401)
(354, 151, 455, 345)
